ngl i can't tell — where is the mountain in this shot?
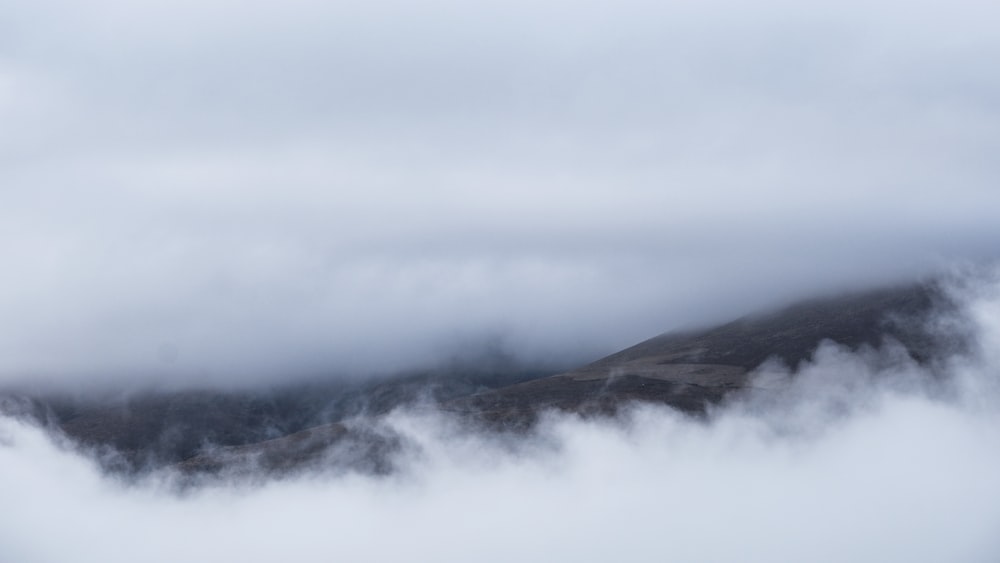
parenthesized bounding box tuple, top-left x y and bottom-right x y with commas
(445, 282, 960, 427)
(1, 280, 964, 480)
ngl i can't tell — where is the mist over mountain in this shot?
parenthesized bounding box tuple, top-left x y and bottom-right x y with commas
(0, 275, 980, 479)
(4, 0, 1000, 560)
(3, 272, 1000, 563)
(4, 0, 1000, 388)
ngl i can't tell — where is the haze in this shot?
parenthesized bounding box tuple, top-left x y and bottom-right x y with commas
(4, 1, 1000, 560)
(3, 0, 999, 386)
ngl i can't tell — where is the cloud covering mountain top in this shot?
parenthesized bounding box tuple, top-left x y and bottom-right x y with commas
(3, 0, 1000, 387)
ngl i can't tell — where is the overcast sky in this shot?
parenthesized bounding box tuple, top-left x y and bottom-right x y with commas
(3, 0, 1000, 386)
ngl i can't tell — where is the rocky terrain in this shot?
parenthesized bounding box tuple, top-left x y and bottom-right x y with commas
(0, 281, 965, 480)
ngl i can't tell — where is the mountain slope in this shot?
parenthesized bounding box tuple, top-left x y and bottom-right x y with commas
(177, 281, 960, 476)
(445, 282, 959, 424)
(2, 281, 963, 478)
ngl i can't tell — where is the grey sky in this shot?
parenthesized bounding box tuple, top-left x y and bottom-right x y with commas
(2, 0, 1000, 386)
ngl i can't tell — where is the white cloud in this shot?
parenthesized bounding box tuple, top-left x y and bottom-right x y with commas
(3, 321, 1000, 560)
(2, 0, 1000, 385)
(4, 1, 1000, 559)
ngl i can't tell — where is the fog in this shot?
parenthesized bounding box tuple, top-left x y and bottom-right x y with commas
(3, 0, 1000, 386)
(4, 1, 1000, 557)
(1, 274, 999, 562)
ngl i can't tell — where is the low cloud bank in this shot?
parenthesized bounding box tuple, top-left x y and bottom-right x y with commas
(2, 276, 999, 562)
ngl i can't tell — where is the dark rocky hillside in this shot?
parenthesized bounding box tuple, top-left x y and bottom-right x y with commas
(9, 367, 550, 473)
(1, 281, 965, 479)
(446, 282, 963, 427)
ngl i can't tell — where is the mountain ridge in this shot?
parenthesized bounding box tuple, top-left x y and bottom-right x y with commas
(1, 280, 965, 480)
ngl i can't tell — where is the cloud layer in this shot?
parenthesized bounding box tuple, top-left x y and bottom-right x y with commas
(4, 3, 1000, 560)
(3, 0, 1000, 386)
